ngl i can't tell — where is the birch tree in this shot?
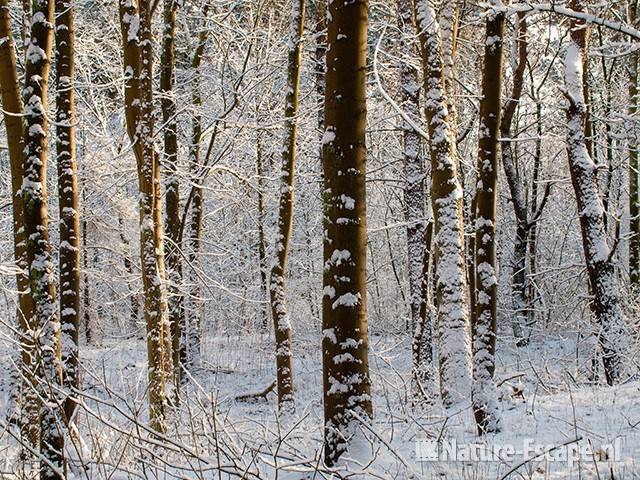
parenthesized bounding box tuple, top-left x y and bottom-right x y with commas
(413, 0, 472, 408)
(268, 0, 304, 412)
(322, 0, 372, 464)
(564, 0, 628, 385)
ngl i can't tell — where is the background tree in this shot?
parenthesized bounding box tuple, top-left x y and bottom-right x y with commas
(268, 0, 305, 412)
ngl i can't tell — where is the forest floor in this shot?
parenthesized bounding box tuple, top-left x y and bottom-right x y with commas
(1, 328, 639, 479)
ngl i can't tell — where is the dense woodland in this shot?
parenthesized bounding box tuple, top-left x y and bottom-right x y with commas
(1, 0, 640, 478)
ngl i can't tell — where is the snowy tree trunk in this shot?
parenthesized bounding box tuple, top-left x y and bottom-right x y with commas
(184, 8, 209, 372)
(22, 0, 65, 475)
(55, 0, 81, 421)
(119, 0, 169, 431)
(472, 2, 505, 435)
(413, 220, 434, 399)
(629, 4, 640, 290)
(397, 0, 425, 333)
(118, 216, 141, 335)
(314, 0, 326, 138)
(564, 0, 628, 385)
(256, 127, 269, 331)
(437, 0, 459, 136)
(396, 0, 433, 400)
(413, 0, 472, 408)
(0, 0, 40, 452)
(527, 99, 543, 327)
(499, 12, 529, 345)
(322, 0, 372, 465)
(268, 0, 304, 413)
(160, 0, 183, 387)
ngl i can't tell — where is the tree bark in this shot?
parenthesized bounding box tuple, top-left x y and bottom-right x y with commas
(413, 0, 472, 408)
(268, 0, 305, 413)
(322, 0, 372, 465)
(55, 0, 81, 422)
(397, 0, 425, 333)
(472, 2, 506, 435)
(564, 0, 628, 385)
(629, 3, 640, 290)
(184, 9, 209, 371)
(160, 0, 183, 386)
(500, 13, 530, 346)
(0, 0, 40, 452)
(119, 0, 169, 431)
(22, 0, 65, 474)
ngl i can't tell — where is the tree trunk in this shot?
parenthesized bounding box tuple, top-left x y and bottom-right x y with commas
(184, 7, 209, 372)
(397, 0, 425, 333)
(413, 0, 472, 408)
(321, 0, 372, 465)
(0, 0, 40, 453)
(118, 216, 141, 336)
(564, 0, 628, 385)
(412, 220, 434, 399)
(472, 2, 506, 435)
(629, 3, 640, 290)
(119, 0, 169, 431)
(500, 13, 530, 346)
(55, 0, 81, 422)
(22, 0, 65, 475)
(160, 0, 183, 386)
(256, 127, 269, 331)
(268, 0, 304, 413)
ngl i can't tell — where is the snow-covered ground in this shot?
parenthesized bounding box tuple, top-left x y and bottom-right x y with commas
(1, 330, 639, 479)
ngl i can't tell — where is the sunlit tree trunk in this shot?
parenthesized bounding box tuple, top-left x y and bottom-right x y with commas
(472, 1, 505, 435)
(413, 0, 471, 408)
(564, 0, 628, 385)
(0, 0, 39, 454)
(322, 0, 372, 465)
(22, 0, 65, 474)
(119, 0, 169, 431)
(55, 0, 80, 422)
(268, 0, 304, 413)
(437, 0, 459, 135)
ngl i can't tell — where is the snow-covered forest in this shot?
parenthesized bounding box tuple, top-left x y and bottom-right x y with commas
(1, 0, 640, 477)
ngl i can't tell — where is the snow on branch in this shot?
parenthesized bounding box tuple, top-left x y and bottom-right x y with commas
(487, 2, 640, 41)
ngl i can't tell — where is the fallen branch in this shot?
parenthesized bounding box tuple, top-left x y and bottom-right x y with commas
(499, 436, 583, 480)
(235, 380, 276, 402)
